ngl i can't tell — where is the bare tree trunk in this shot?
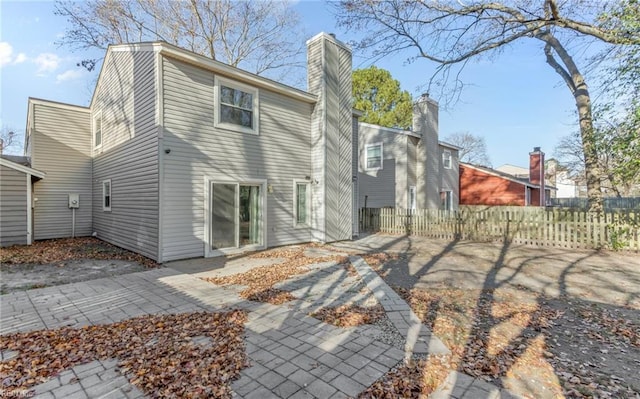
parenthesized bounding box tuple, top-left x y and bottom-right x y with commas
(538, 31, 604, 213)
(577, 95, 604, 213)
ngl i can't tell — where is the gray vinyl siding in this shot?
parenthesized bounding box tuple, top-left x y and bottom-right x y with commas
(30, 103, 92, 239)
(92, 50, 159, 261)
(440, 145, 459, 210)
(308, 36, 326, 242)
(358, 124, 408, 208)
(160, 57, 313, 261)
(0, 165, 28, 246)
(307, 34, 353, 243)
(324, 39, 353, 242)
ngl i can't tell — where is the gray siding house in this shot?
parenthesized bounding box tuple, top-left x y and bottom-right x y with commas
(23, 32, 356, 262)
(358, 95, 460, 211)
(0, 156, 45, 246)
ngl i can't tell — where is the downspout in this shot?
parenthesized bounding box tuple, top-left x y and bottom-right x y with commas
(26, 174, 33, 244)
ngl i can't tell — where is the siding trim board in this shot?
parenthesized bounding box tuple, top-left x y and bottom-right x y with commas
(0, 158, 45, 179)
(156, 52, 165, 262)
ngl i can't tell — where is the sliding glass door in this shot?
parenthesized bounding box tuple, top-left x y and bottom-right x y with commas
(210, 182, 263, 252)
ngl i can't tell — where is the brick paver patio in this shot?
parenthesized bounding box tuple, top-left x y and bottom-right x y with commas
(1, 252, 519, 398)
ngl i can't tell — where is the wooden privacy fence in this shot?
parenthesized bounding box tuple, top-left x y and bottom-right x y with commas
(359, 206, 640, 252)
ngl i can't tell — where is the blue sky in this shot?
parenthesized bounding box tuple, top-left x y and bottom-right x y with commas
(1, 0, 582, 168)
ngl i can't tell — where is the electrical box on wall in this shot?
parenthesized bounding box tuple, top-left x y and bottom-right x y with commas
(68, 193, 80, 208)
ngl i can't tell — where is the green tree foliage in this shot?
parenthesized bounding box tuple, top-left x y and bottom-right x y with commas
(353, 66, 413, 130)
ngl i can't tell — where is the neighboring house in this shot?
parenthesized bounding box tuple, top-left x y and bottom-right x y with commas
(545, 158, 585, 198)
(460, 147, 553, 206)
(358, 95, 460, 211)
(22, 32, 356, 262)
(0, 155, 45, 246)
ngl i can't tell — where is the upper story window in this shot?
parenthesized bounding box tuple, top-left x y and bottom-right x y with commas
(93, 111, 102, 149)
(215, 76, 259, 135)
(443, 150, 452, 169)
(366, 142, 383, 170)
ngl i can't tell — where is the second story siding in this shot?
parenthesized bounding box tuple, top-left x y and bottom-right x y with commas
(91, 48, 160, 260)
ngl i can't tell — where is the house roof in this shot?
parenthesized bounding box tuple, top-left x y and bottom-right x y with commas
(0, 156, 45, 179)
(439, 141, 462, 150)
(90, 41, 319, 110)
(358, 122, 461, 151)
(461, 162, 555, 190)
(496, 164, 529, 178)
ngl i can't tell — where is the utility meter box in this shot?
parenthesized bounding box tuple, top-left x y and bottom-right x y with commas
(68, 193, 80, 208)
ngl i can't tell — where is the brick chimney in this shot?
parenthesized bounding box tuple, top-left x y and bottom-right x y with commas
(529, 147, 546, 206)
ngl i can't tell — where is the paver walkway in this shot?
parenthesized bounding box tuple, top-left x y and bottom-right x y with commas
(1, 253, 519, 398)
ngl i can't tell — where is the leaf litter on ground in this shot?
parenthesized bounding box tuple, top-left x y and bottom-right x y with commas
(362, 251, 640, 399)
(0, 237, 157, 268)
(0, 311, 248, 398)
(202, 245, 349, 304)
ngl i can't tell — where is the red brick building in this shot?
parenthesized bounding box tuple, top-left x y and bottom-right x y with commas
(459, 147, 551, 206)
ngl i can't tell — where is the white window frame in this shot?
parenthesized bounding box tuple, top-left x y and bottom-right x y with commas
(214, 76, 260, 135)
(203, 178, 267, 257)
(293, 180, 311, 228)
(365, 142, 383, 171)
(408, 186, 416, 210)
(441, 190, 453, 211)
(102, 179, 112, 211)
(93, 111, 103, 150)
(443, 150, 452, 169)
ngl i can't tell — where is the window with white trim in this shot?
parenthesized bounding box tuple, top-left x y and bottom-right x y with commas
(215, 76, 259, 134)
(103, 180, 111, 211)
(440, 190, 452, 211)
(409, 186, 416, 210)
(93, 111, 102, 149)
(366, 143, 383, 170)
(294, 180, 310, 227)
(443, 150, 452, 169)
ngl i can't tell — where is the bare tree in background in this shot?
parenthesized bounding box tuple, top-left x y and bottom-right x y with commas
(55, 0, 306, 83)
(337, 0, 640, 213)
(444, 132, 492, 167)
(0, 127, 21, 155)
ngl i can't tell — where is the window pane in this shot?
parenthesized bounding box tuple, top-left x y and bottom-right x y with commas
(239, 185, 261, 246)
(212, 183, 237, 249)
(367, 145, 381, 169)
(95, 118, 102, 147)
(221, 86, 235, 105)
(221, 85, 252, 110)
(220, 105, 253, 128)
(296, 183, 307, 224)
(238, 91, 253, 109)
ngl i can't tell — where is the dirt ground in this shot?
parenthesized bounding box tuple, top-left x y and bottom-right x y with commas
(331, 234, 640, 398)
(0, 259, 147, 294)
(0, 238, 152, 294)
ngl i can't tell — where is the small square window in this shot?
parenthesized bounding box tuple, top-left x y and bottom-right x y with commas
(294, 181, 310, 227)
(93, 111, 102, 149)
(443, 150, 452, 169)
(215, 77, 259, 134)
(103, 180, 111, 211)
(366, 143, 383, 170)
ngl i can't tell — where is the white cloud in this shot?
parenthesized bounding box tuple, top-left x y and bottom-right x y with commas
(56, 68, 87, 83)
(34, 53, 60, 74)
(14, 53, 27, 64)
(0, 42, 14, 67)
